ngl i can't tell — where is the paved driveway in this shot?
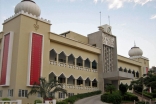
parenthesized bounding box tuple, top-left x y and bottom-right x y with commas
(74, 95, 109, 104)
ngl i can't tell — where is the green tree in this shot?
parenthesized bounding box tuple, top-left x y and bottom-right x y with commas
(105, 84, 116, 94)
(119, 83, 128, 95)
(27, 77, 67, 102)
(130, 77, 143, 92)
(143, 70, 156, 92)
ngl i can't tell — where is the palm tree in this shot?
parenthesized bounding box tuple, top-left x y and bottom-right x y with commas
(27, 77, 67, 102)
(105, 84, 116, 94)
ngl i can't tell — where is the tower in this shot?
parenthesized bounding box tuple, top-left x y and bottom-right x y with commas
(0, 0, 51, 102)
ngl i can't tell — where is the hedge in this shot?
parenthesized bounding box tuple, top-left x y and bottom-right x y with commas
(56, 90, 101, 104)
(34, 99, 42, 104)
(122, 92, 139, 101)
(1, 98, 11, 101)
(135, 90, 153, 99)
(101, 92, 122, 104)
(136, 101, 149, 104)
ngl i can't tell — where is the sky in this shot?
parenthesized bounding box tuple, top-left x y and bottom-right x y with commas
(0, 0, 156, 67)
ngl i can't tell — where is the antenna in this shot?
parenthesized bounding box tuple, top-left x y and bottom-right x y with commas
(100, 11, 101, 26)
(108, 15, 110, 25)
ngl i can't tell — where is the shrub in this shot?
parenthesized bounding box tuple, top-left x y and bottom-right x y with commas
(134, 85, 143, 92)
(101, 92, 122, 104)
(153, 93, 156, 98)
(56, 101, 68, 104)
(143, 91, 153, 99)
(136, 101, 149, 104)
(34, 99, 42, 104)
(1, 98, 11, 101)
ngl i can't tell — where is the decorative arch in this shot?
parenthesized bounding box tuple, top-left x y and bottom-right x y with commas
(77, 76, 83, 85)
(68, 54, 75, 65)
(128, 69, 131, 73)
(67, 75, 75, 85)
(136, 71, 139, 78)
(59, 51, 66, 63)
(132, 70, 135, 77)
(92, 78, 98, 87)
(85, 58, 90, 68)
(124, 68, 127, 72)
(119, 67, 123, 71)
(85, 77, 91, 86)
(92, 60, 97, 69)
(58, 73, 66, 83)
(49, 49, 57, 61)
(49, 72, 57, 81)
(77, 56, 83, 66)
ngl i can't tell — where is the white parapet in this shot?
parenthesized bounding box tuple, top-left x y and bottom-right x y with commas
(4, 10, 51, 24)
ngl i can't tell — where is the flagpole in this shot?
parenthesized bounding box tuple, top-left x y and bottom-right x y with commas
(100, 11, 101, 26)
(108, 16, 110, 25)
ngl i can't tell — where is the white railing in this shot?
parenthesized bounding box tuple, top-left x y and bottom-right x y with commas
(76, 85, 84, 89)
(66, 84, 75, 89)
(92, 87, 98, 91)
(84, 67, 91, 72)
(92, 69, 98, 73)
(58, 62, 66, 67)
(68, 64, 75, 69)
(50, 60, 57, 65)
(84, 86, 92, 90)
(75, 66, 83, 70)
(0, 100, 22, 104)
(50, 61, 98, 73)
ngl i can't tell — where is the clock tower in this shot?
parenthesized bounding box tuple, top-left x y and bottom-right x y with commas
(88, 24, 118, 92)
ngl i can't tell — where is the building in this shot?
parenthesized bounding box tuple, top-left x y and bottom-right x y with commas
(0, 0, 149, 103)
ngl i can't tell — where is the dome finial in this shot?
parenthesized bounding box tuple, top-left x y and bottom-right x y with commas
(134, 41, 136, 47)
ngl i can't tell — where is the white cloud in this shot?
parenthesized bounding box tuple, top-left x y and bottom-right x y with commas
(133, 0, 152, 5)
(107, 0, 127, 9)
(150, 15, 156, 19)
(94, 0, 98, 3)
(94, 0, 152, 9)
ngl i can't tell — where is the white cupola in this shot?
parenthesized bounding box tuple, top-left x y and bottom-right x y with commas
(128, 42, 143, 57)
(14, 0, 41, 17)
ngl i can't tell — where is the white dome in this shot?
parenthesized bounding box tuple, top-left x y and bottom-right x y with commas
(14, 0, 41, 17)
(128, 46, 143, 57)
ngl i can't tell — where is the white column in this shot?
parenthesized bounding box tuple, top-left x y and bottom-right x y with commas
(75, 79, 77, 86)
(75, 58, 77, 67)
(65, 78, 67, 86)
(16, 100, 22, 104)
(83, 60, 85, 68)
(90, 62, 92, 70)
(83, 80, 85, 86)
(66, 56, 68, 65)
(90, 81, 92, 88)
(56, 54, 58, 64)
(56, 76, 58, 83)
(52, 99, 56, 104)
